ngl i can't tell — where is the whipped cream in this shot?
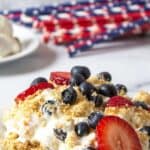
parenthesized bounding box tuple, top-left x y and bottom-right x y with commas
(0, 34, 21, 58)
(1, 79, 150, 150)
(0, 15, 13, 37)
(33, 115, 96, 150)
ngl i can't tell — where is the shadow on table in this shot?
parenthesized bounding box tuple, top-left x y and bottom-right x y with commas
(0, 44, 57, 76)
(76, 36, 150, 58)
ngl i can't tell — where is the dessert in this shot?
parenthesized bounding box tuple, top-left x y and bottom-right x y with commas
(0, 66, 150, 150)
(0, 15, 13, 37)
(0, 15, 21, 58)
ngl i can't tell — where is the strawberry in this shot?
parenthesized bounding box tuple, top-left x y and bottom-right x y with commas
(106, 96, 133, 107)
(96, 116, 142, 150)
(50, 72, 71, 85)
(15, 82, 54, 103)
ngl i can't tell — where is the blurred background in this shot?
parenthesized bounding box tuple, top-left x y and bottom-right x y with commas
(0, 0, 64, 10)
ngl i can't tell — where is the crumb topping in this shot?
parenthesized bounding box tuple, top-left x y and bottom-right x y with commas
(1, 132, 43, 150)
(134, 91, 150, 105)
(0, 69, 150, 150)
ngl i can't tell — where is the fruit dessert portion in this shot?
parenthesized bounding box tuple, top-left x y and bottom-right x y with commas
(0, 66, 150, 150)
(0, 15, 21, 58)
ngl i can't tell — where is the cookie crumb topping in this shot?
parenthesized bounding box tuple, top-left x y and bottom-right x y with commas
(0, 66, 150, 150)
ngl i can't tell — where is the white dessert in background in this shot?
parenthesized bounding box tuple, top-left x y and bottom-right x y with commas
(0, 15, 13, 37)
(0, 15, 21, 58)
(0, 34, 21, 58)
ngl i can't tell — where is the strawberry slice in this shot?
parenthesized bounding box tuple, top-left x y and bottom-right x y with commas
(15, 82, 54, 103)
(50, 71, 71, 85)
(96, 116, 142, 150)
(106, 96, 133, 107)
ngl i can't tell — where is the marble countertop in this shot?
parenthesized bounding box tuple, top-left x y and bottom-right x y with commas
(0, 24, 150, 108)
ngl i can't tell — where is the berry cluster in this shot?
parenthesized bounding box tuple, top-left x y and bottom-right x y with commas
(60, 66, 127, 107)
(14, 66, 150, 150)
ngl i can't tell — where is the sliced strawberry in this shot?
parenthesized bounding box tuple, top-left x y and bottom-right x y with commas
(15, 82, 54, 103)
(50, 71, 71, 85)
(106, 96, 133, 107)
(96, 116, 142, 150)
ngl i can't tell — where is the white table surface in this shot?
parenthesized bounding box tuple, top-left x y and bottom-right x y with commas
(0, 0, 65, 10)
(0, 24, 150, 108)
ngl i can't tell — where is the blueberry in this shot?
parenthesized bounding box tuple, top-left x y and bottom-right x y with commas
(134, 101, 149, 110)
(30, 77, 48, 86)
(54, 128, 67, 141)
(91, 95, 103, 107)
(79, 82, 95, 97)
(83, 146, 96, 150)
(116, 84, 127, 94)
(88, 112, 103, 129)
(97, 84, 117, 97)
(97, 72, 112, 81)
(71, 66, 91, 79)
(62, 87, 77, 105)
(41, 100, 56, 116)
(75, 122, 90, 137)
(139, 126, 150, 136)
(70, 73, 85, 86)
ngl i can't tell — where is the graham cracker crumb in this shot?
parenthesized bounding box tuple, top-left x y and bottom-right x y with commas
(59, 88, 95, 117)
(105, 106, 150, 128)
(138, 132, 150, 150)
(1, 133, 44, 150)
(134, 91, 150, 105)
(65, 131, 79, 149)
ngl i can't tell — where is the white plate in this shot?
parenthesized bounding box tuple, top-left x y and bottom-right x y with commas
(0, 24, 40, 64)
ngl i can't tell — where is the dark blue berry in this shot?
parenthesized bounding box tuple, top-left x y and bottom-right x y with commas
(83, 146, 96, 150)
(79, 82, 95, 97)
(30, 77, 48, 86)
(116, 84, 127, 94)
(54, 128, 67, 141)
(75, 122, 90, 137)
(41, 100, 56, 116)
(139, 126, 150, 136)
(97, 72, 112, 81)
(62, 87, 77, 105)
(88, 112, 103, 129)
(97, 84, 117, 97)
(91, 95, 103, 107)
(71, 66, 91, 79)
(134, 101, 149, 110)
(70, 73, 85, 86)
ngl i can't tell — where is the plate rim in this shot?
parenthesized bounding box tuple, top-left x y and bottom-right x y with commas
(0, 37, 40, 64)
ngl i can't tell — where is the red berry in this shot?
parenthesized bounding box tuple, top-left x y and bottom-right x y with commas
(96, 116, 142, 150)
(106, 96, 133, 107)
(15, 82, 54, 103)
(50, 72, 71, 85)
